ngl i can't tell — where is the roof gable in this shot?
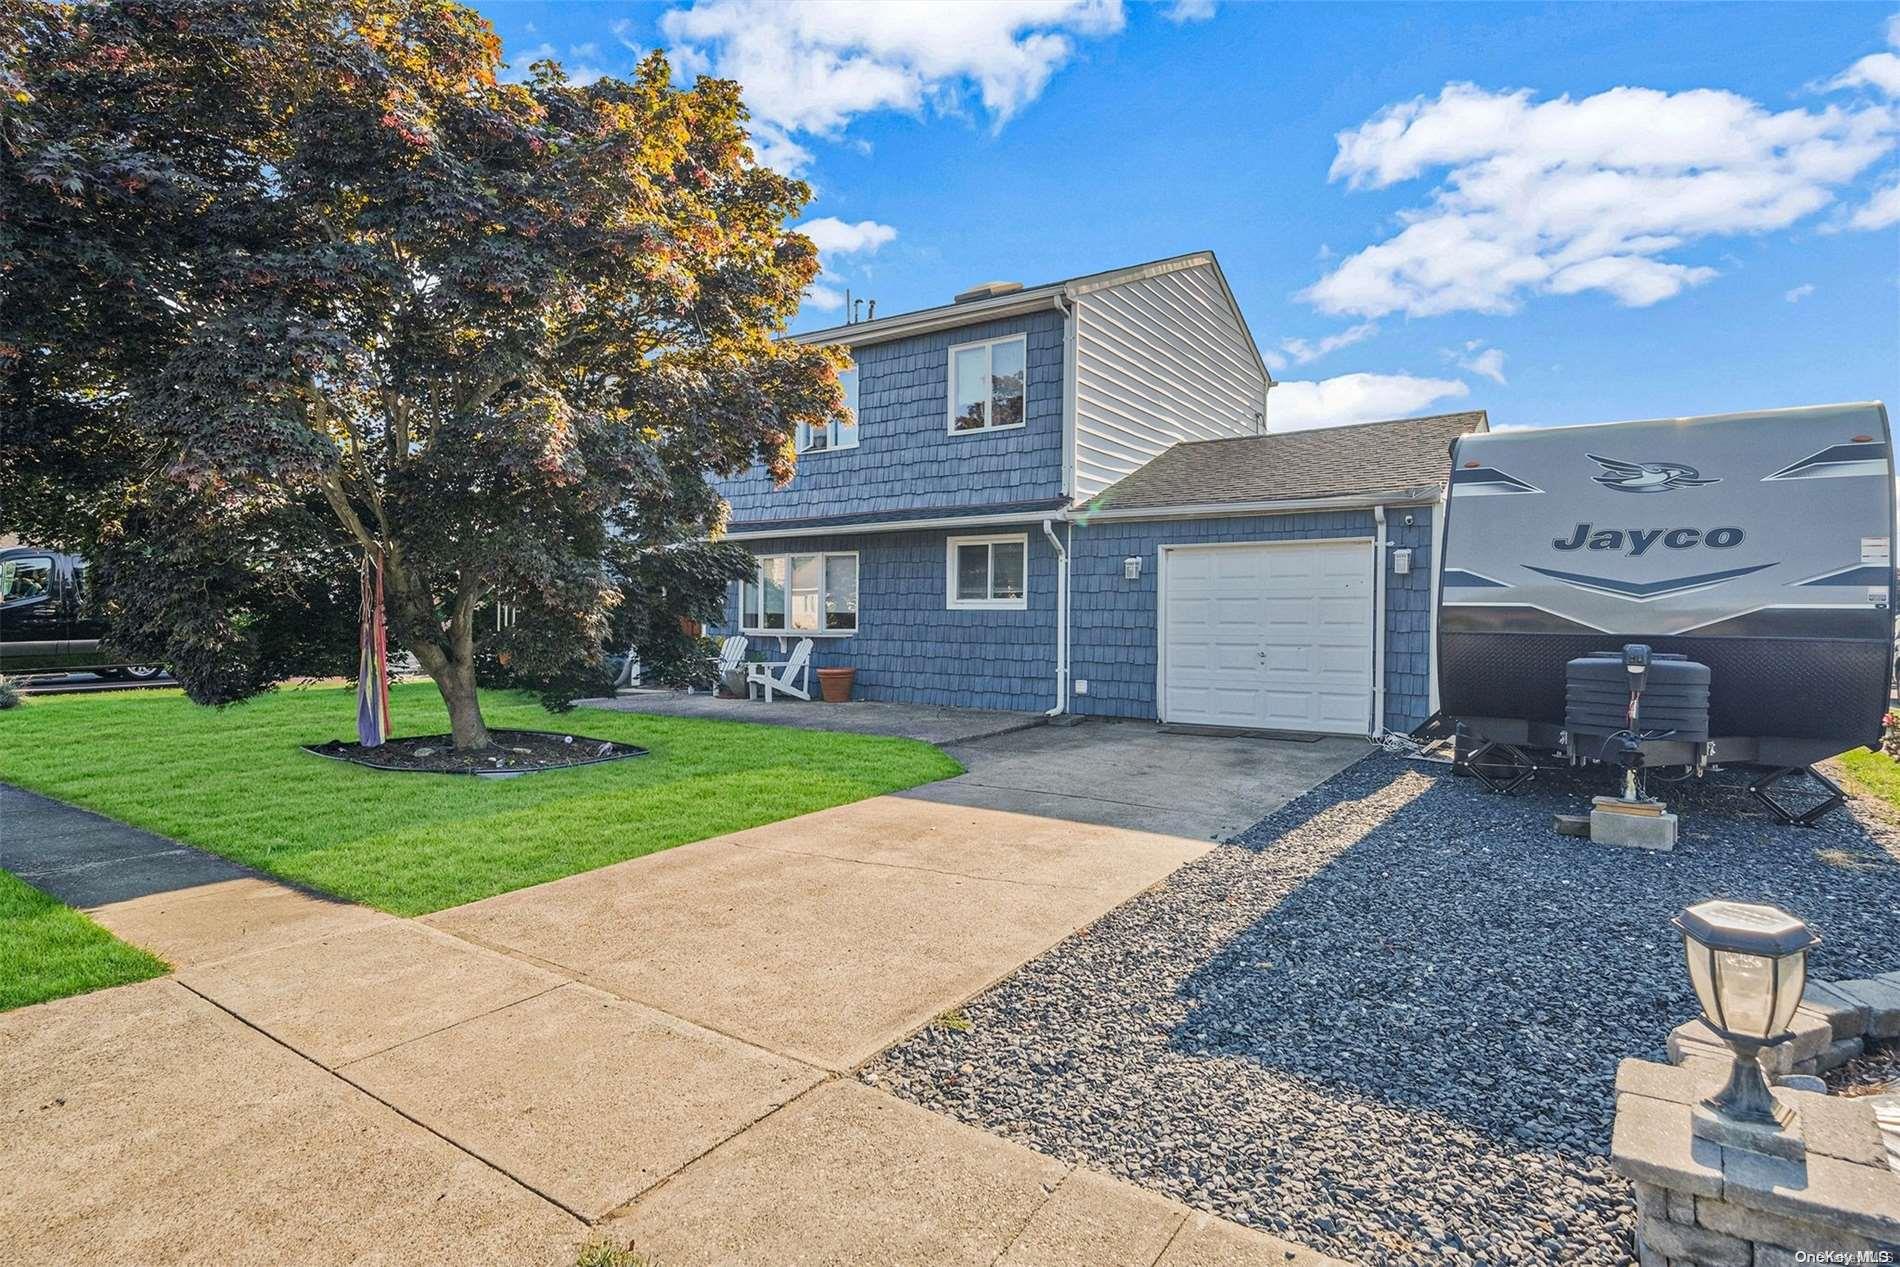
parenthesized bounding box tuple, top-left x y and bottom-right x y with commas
(792, 251, 1265, 384)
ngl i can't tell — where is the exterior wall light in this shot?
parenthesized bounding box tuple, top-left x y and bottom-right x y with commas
(1671, 899, 1819, 1157)
(1123, 556, 1142, 580)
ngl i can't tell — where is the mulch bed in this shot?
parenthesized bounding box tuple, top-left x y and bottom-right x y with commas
(1828, 1035, 1900, 1097)
(304, 729, 646, 777)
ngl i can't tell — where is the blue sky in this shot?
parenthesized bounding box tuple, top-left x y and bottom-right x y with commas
(477, 1, 1900, 431)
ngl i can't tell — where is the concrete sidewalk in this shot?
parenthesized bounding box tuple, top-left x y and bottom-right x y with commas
(2, 785, 1341, 1266)
(0, 782, 391, 967)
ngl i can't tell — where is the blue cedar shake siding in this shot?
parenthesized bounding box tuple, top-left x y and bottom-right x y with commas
(711, 309, 1067, 527)
(713, 526, 1062, 713)
(1066, 507, 1436, 733)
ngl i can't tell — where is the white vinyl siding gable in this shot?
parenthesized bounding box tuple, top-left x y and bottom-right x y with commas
(1072, 260, 1268, 501)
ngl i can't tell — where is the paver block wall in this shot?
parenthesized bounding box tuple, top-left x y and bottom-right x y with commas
(711, 309, 1067, 526)
(1067, 506, 1436, 733)
(712, 527, 1059, 713)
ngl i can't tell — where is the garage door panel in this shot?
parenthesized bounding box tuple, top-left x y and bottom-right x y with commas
(1169, 597, 1211, 626)
(1210, 637, 1262, 673)
(1261, 645, 1310, 672)
(1317, 596, 1367, 623)
(1163, 541, 1374, 736)
(1314, 644, 1370, 673)
(1316, 695, 1369, 727)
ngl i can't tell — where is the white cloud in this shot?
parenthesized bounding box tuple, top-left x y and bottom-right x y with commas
(802, 282, 846, 312)
(1831, 51, 1900, 97)
(658, 0, 1127, 171)
(501, 41, 610, 87)
(1305, 75, 1899, 319)
(1456, 344, 1508, 384)
(1268, 321, 1379, 371)
(1829, 15, 1900, 97)
(1163, 0, 1217, 23)
(795, 217, 899, 255)
(1849, 175, 1900, 229)
(1784, 282, 1817, 303)
(1269, 372, 1470, 431)
(795, 219, 897, 319)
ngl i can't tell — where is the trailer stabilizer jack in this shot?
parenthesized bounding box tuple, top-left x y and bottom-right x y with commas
(1467, 740, 1537, 795)
(1747, 765, 1845, 827)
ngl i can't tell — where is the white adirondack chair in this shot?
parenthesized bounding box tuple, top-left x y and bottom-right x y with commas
(747, 637, 814, 701)
(716, 635, 749, 676)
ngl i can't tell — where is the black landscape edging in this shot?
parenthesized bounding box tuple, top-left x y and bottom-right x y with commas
(301, 729, 648, 778)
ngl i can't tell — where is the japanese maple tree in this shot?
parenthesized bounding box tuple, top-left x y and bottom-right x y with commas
(0, 0, 841, 749)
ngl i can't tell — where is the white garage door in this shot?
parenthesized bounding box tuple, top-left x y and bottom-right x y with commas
(1161, 540, 1375, 735)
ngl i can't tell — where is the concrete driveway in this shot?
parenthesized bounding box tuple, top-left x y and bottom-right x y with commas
(905, 719, 1372, 841)
(3, 782, 1343, 1266)
(588, 691, 1373, 842)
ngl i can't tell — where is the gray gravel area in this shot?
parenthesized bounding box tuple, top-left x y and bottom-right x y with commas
(864, 753, 1900, 1266)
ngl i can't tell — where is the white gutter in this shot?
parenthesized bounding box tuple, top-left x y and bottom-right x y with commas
(1041, 517, 1070, 717)
(721, 507, 1066, 542)
(1372, 505, 1388, 740)
(1080, 487, 1441, 523)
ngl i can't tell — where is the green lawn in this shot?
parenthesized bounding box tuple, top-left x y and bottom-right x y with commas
(0, 683, 962, 916)
(0, 869, 169, 1011)
(1836, 748, 1900, 806)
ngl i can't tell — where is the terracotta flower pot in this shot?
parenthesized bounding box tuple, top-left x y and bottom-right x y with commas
(816, 667, 855, 704)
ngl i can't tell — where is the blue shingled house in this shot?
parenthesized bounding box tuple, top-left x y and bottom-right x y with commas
(709, 251, 1487, 737)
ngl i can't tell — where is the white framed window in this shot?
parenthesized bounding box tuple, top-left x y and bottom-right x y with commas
(947, 335, 1026, 434)
(946, 534, 1028, 610)
(739, 551, 859, 634)
(796, 359, 859, 454)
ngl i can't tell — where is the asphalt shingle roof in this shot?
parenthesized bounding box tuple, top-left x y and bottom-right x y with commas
(1089, 411, 1489, 512)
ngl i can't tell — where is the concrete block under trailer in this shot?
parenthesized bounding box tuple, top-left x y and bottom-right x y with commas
(1435, 402, 1894, 821)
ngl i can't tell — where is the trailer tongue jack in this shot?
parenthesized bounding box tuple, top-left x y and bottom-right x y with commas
(1569, 644, 1683, 850)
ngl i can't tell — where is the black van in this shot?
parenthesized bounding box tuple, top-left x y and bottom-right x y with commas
(0, 546, 163, 679)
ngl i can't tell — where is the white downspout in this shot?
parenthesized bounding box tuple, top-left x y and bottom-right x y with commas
(1042, 517, 1070, 717)
(1372, 505, 1388, 740)
(1047, 286, 1077, 720)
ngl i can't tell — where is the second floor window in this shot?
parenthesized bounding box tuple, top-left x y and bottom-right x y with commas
(797, 360, 859, 454)
(949, 335, 1026, 434)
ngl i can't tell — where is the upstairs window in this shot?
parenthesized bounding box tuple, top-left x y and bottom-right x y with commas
(739, 551, 859, 633)
(949, 336, 1026, 434)
(796, 360, 859, 453)
(946, 534, 1028, 610)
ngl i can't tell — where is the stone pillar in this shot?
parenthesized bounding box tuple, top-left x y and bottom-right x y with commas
(1611, 1058, 1900, 1264)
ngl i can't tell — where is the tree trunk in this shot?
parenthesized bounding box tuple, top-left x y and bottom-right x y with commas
(432, 656, 491, 751)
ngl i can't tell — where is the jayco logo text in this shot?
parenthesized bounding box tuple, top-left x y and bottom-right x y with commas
(1552, 524, 1745, 554)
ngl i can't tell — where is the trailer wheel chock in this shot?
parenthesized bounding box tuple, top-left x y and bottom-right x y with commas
(1747, 765, 1845, 827)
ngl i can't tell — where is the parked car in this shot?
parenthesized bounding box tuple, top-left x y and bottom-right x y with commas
(0, 546, 163, 679)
